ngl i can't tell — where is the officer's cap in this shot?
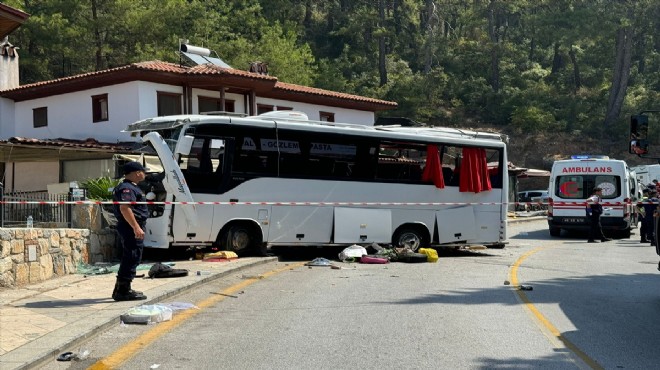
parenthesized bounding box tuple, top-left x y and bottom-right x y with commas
(122, 161, 148, 174)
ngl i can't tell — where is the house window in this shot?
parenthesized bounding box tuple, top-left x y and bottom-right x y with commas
(198, 96, 235, 114)
(257, 104, 273, 115)
(92, 94, 109, 122)
(277, 106, 293, 111)
(320, 111, 335, 122)
(157, 92, 182, 116)
(33, 107, 48, 128)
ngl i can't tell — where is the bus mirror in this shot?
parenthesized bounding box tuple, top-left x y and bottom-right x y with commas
(176, 135, 195, 155)
(630, 115, 649, 156)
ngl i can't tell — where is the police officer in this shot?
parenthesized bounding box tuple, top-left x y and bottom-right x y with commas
(111, 161, 149, 301)
(638, 188, 651, 243)
(586, 187, 613, 243)
(647, 191, 659, 247)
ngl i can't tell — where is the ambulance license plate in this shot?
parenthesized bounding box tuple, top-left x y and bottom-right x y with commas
(565, 218, 582, 223)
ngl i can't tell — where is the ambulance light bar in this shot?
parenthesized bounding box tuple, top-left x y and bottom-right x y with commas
(570, 155, 610, 160)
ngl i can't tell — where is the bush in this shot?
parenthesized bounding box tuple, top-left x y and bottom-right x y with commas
(510, 106, 557, 133)
(80, 176, 121, 200)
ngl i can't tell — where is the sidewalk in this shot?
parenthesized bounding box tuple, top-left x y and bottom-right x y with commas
(508, 211, 547, 223)
(0, 256, 277, 370)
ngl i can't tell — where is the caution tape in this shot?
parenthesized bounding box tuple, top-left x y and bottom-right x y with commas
(0, 200, 645, 206)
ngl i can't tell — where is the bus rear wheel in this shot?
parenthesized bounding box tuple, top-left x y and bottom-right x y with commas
(392, 227, 428, 252)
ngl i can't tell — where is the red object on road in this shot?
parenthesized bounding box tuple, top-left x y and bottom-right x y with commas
(360, 255, 389, 264)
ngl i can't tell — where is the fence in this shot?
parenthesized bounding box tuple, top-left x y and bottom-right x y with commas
(0, 189, 87, 228)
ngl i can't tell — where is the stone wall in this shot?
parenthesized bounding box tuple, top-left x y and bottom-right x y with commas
(0, 205, 118, 288)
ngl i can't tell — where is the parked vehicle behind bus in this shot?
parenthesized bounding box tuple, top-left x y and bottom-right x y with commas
(630, 164, 660, 188)
(125, 111, 510, 255)
(548, 155, 636, 238)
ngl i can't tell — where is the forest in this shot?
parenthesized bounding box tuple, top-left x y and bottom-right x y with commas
(3, 0, 660, 168)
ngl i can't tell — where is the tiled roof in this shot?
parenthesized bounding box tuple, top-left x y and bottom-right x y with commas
(5, 137, 134, 152)
(0, 60, 274, 92)
(0, 60, 397, 109)
(186, 63, 277, 80)
(275, 81, 397, 107)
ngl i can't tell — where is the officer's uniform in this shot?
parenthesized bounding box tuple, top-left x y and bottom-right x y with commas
(643, 195, 658, 246)
(638, 190, 651, 243)
(113, 179, 149, 281)
(111, 161, 149, 301)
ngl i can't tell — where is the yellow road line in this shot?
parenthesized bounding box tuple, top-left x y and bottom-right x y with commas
(87, 262, 307, 370)
(510, 248, 603, 370)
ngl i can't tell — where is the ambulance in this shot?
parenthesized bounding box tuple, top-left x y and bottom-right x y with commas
(547, 155, 636, 238)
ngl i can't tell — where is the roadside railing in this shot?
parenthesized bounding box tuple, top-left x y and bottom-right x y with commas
(0, 190, 87, 228)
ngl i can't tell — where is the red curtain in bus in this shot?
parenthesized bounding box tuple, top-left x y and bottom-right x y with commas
(459, 147, 492, 193)
(422, 144, 445, 188)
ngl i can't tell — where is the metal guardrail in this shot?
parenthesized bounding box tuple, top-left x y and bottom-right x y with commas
(0, 190, 86, 228)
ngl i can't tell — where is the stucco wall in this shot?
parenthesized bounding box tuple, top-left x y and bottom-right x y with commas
(10, 81, 377, 143)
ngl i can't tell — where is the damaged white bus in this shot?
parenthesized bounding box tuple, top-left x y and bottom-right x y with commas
(125, 111, 509, 255)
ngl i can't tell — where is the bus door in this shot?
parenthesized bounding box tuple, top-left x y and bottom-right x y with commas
(142, 132, 201, 245)
(170, 135, 229, 243)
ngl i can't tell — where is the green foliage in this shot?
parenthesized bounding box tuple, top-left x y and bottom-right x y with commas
(5, 0, 660, 135)
(80, 177, 121, 201)
(510, 106, 559, 133)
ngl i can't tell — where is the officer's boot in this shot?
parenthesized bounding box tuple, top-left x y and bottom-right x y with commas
(127, 280, 145, 299)
(112, 278, 146, 301)
(111, 279, 121, 300)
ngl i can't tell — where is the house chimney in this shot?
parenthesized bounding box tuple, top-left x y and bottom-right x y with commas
(0, 36, 20, 90)
(248, 61, 268, 75)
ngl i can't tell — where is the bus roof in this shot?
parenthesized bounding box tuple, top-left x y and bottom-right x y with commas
(125, 113, 507, 148)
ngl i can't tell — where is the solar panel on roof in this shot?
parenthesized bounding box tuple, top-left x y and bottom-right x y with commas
(181, 51, 232, 69)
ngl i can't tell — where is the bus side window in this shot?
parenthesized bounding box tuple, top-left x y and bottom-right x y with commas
(450, 166, 460, 186)
(409, 163, 423, 181)
(442, 167, 454, 184)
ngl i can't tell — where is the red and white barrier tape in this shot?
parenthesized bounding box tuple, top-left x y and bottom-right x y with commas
(0, 200, 646, 206)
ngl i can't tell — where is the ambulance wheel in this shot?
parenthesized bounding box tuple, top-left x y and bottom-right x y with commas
(619, 228, 631, 239)
(549, 227, 561, 237)
(392, 226, 429, 252)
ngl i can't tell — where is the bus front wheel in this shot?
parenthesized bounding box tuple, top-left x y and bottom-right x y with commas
(222, 225, 255, 256)
(392, 227, 429, 252)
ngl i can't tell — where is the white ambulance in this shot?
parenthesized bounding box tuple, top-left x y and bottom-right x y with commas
(547, 155, 636, 238)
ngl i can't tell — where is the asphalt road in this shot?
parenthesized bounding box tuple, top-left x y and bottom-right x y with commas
(42, 220, 660, 370)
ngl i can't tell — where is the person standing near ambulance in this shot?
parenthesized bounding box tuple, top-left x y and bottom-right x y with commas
(638, 188, 652, 243)
(111, 162, 149, 301)
(586, 187, 613, 243)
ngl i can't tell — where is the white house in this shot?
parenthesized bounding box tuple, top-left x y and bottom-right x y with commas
(0, 9, 397, 191)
